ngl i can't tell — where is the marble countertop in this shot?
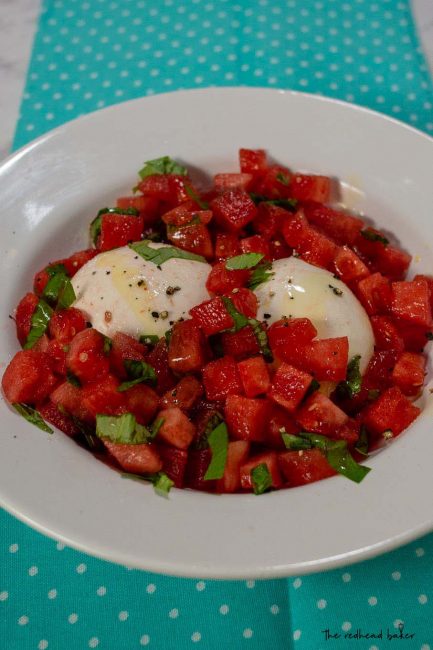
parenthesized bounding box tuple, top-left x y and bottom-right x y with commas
(0, 0, 432, 161)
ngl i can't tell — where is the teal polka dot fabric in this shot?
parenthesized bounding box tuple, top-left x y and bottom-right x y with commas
(3, 0, 433, 648)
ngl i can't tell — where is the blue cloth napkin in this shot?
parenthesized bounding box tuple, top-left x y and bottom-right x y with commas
(2, 1, 433, 649)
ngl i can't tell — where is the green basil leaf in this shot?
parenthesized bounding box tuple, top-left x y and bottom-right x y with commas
(248, 262, 275, 290)
(90, 214, 102, 245)
(46, 263, 68, 278)
(130, 241, 206, 265)
(121, 471, 174, 497)
(251, 463, 272, 495)
(138, 156, 188, 180)
(98, 207, 139, 217)
(355, 425, 369, 457)
(43, 265, 76, 309)
(102, 335, 112, 356)
(13, 403, 53, 434)
(249, 194, 298, 211)
(336, 355, 362, 400)
(299, 432, 371, 483)
(150, 417, 164, 439)
(226, 252, 264, 271)
(117, 360, 157, 392)
(184, 185, 210, 210)
(276, 172, 290, 186)
(66, 371, 81, 387)
(96, 413, 151, 444)
(139, 334, 160, 346)
(360, 229, 389, 246)
(204, 422, 229, 480)
(23, 299, 53, 349)
(247, 317, 273, 362)
(221, 296, 249, 331)
(281, 431, 313, 450)
(57, 278, 76, 309)
(304, 378, 320, 399)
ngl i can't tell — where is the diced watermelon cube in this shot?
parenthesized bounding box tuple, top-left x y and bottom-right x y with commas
(239, 235, 271, 259)
(220, 326, 260, 359)
(104, 441, 162, 474)
(15, 292, 39, 346)
(390, 279, 432, 328)
(391, 352, 426, 397)
(210, 190, 257, 232)
(225, 394, 270, 442)
(363, 349, 399, 391)
(66, 328, 110, 384)
(161, 375, 203, 411)
(370, 316, 404, 352)
(146, 339, 176, 394)
(296, 392, 349, 435)
(168, 319, 205, 374)
(123, 384, 159, 425)
(81, 375, 126, 420)
(266, 402, 300, 449)
(393, 319, 433, 353)
(296, 227, 338, 270)
(206, 262, 250, 294)
(48, 308, 87, 344)
(116, 195, 160, 226)
(167, 223, 214, 259)
(156, 444, 188, 488)
(268, 363, 313, 412)
(253, 165, 292, 198)
(202, 356, 242, 402)
(229, 288, 258, 318)
(2, 350, 57, 405)
(99, 213, 144, 251)
(355, 272, 392, 315)
(239, 148, 267, 175)
(290, 174, 331, 203)
(362, 386, 420, 437)
(61, 249, 98, 277)
(214, 173, 253, 191)
(279, 449, 335, 486)
(333, 246, 370, 284)
(156, 407, 196, 449)
(46, 339, 67, 376)
(215, 233, 241, 260)
(281, 210, 310, 248)
(303, 202, 363, 245)
(50, 381, 89, 421)
(38, 400, 80, 437)
(268, 318, 317, 363)
(302, 337, 349, 382)
(237, 356, 271, 397)
(109, 332, 147, 378)
(185, 448, 215, 492)
(252, 203, 290, 240)
(190, 297, 234, 336)
(216, 440, 250, 494)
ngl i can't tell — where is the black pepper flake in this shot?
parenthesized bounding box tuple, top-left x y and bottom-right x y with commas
(166, 286, 181, 296)
(263, 313, 271, 319)
(134, 256, 138, 260)
(328, 284, 343, 296)
(169, 320, 174, 326)
(92, 271, 96, 276)
(151, 311, 160, 318)
(137, 280, 145, 287)
(8, 314, 15, 321)
(157, 265, 162, 271)
(106, 271, 111, 275)
(128, 283, 133, 288)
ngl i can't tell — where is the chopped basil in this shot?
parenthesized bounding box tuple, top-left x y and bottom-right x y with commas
(304, 377, 320, 399)
(299, 432, 371, 483)
(121, 471, 174, 497)
(137, 156, 188, 180)
(221, 296, 248, 331)
(204, 422, 229, 480)
(139, 334, 160, 346)
(66, 371, 81, 387)
(221, 297, 273, 361)
(281, 431, 313, 450)
(248, 262, 275, 290)
(130, 240, 206, 265)
(225, 252, 264, 271)
(164, 328, 173, 345)
(355, 425, 369, 457)
(276, 172, 290, 186)
(151, 418, 164, 439)
(117, 360, 157, 391)
(102, 335, 112, 355)
(23, 299, 53, 349)
(336, 355, 362, 399)
(13, 403, 53, 434)
(360, 229, 389, 246)
(251, 463, 272, 495)
(96, 413, 153, 444)
(249, 194, 298, 211)
(367, 388, 380, 401)
(98, 206, 139, 217)
(90, 214, 102, 245)
(328, 284, 343, 297)
(185, 185, 210, 210)
(43, 265, 75, 309)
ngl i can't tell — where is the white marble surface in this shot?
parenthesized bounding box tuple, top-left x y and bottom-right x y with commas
(0, 0, 432, 161)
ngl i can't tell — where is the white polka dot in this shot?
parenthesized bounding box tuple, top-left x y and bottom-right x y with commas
(9, 544, 18, 553)
(68, 613, 78, 624)
(219, 604, 229, 615)
(28, 566, 38, 576)
(76, 563, 87, 574)
(293, 578, 302, 589)
(38, 642, 48, 650)
(26, 124, 35, 131)
(243, 628, 253, 639)
(392, 571, 401, 581)
(18, 615, 29, 626)
(88, 638, 99, 648)
(96, 586, 106, 596)
(369, 646, 379, 650)
(246, 580, 255, 589)
(146, 583, 156, 594)
(293, 629, 302, 641)
(270, 604, 280, 615)
(140, 635, 150, 646)
(421, 645, 430, 650)
(368, 596, 378, 606)
(196, 581, 206, 592)
(118, 610, 129, 621)
(0, 591, 9, 601)
(317, 599, 327, 610)
(48, 589, 57, 599)
(191, 631, 201, 642)
(418, 594, 428, 605)
(394, 619, 404, 629)
(342, 622, 352, 632)
(169, 608, 179, 619)
(416, 547, 425, 557)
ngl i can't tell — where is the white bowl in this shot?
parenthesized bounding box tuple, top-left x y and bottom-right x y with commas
(1, 88, 433, 579)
